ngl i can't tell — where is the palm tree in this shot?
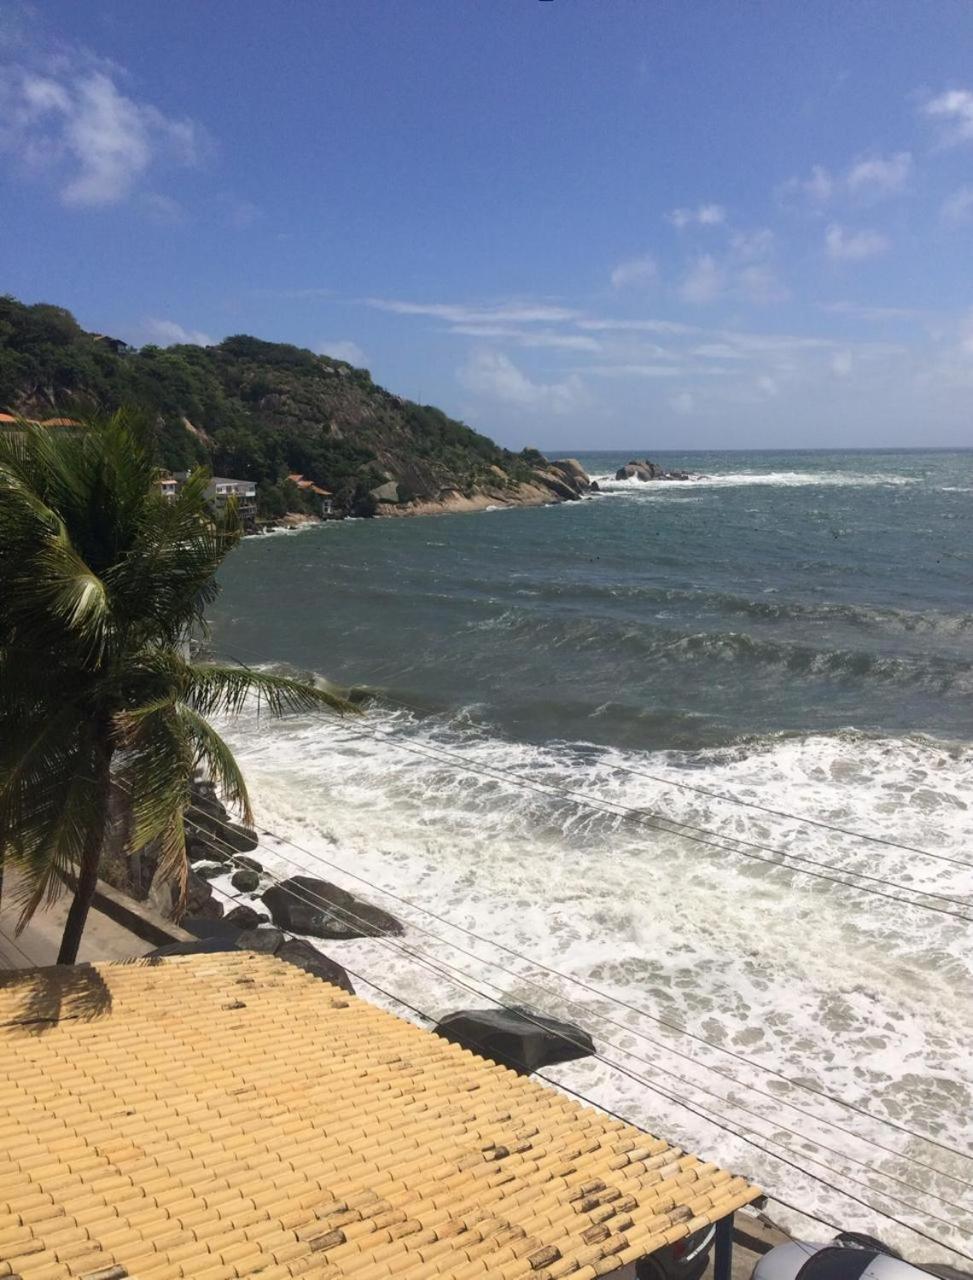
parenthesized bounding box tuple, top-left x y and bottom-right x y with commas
(0, 411, 351, 963)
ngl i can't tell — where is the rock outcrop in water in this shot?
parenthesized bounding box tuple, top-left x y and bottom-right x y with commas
(262, 875, 403, 939)
(615, 458, 691, 481)
(372, 456, 593, 517)
(434, 1007, 596, 1076)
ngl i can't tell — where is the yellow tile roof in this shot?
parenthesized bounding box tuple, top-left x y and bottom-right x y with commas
(0, 952, 760, 1280)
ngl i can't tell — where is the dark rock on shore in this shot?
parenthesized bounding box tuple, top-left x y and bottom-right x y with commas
(192, 862, 228, 880)
(615, 457, 691, 482)
(262, 875, 403, 939)
(532, 457, 593, 502)
(435, 1006, 596, 1075)
(235, 926, 285, 953)
(549, 457, 591, 490)
(187, 778, 259, 855)
(275, 938, 355, 993)
(181, 916, 242, 941)
(148, 925, 354, 993)
(233, 855, 263, 873)
(224, 904, 269, 929)
(230, 868, 261, 893)
(185, 869, 224, 919)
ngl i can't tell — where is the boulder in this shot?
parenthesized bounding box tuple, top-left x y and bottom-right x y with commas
(143, 925, 353, 994)
(532, 469, 581, 502)
(370, 480, 400, 504)
(185, 833, 231, 863)
(235, 926, 286, 954)
(190, 816, 259, 854)
(180, 916, 243, 942)
(230, 868, 261, 893)
(548, 458, 591, 494)
(192, 862, 228, 880)
(614, 458, 692, 482)
(615, 458, 663, 482)
(186, 780, 258, 854)
(275, 938, 355, 993)
(224, 904, 270, 930)
(262, 876, 403, 939)
(148, 937, 238, 957)
(434, 1006, 596, 1075)
(185, 869, 223, 919)
(233, 855, 263, 873)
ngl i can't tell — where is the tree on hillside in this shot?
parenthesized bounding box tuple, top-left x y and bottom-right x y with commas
(0, 412, 353, 963)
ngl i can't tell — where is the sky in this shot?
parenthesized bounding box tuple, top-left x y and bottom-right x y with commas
(1, 1, 973, 451)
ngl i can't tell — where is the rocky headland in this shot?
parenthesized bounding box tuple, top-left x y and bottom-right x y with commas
(614, 458, 693, 482)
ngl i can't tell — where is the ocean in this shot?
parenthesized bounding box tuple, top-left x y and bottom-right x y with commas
(207, 449, 973, 1257)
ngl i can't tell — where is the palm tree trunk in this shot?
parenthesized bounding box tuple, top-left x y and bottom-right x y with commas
(57, 843, 101, 964)
(57, 743, 112, 965)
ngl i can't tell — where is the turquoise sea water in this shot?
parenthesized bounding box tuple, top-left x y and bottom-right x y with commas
(208, 450, 973, 1254)
(214, 448, 973, 748)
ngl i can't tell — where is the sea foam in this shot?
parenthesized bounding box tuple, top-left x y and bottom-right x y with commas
(212, 700, 973, 1260)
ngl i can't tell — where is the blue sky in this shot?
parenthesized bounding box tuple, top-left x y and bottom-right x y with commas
(2, 0, 973, 450)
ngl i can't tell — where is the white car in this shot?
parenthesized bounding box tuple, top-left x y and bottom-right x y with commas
(754, 1233, 930, 1280)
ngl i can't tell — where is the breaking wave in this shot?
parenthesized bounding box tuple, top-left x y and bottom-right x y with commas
(211, 699, 973, 1258)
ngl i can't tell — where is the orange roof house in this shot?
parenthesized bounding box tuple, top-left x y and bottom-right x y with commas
(0, 952, 760, 1280)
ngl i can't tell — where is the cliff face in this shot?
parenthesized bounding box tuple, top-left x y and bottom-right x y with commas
(0, 295, 589, 517)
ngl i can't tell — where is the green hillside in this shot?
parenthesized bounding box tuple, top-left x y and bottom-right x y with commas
(0, 294, 561, 519)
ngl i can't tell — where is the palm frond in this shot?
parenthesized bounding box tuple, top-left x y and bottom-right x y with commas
(184, 662, 357, 718)
(175, 704, 253, 825)
(7, 737, 109, 932)
(153, 809, 189, 918)
(115, 704, 194, 853)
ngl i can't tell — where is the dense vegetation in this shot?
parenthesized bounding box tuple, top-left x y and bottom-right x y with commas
(0, 295, 543, 518)
(0, 412, 350, 961)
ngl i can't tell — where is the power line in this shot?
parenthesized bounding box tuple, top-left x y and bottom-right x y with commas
(370, 688, 969, 872)
(197, 823, 973, 1220)
(187, 820, 973, 1256)
(205, 648, 972, 919)
(185, 802, 973, 1169)
(324, 719, 973, 921)
(214, 642, 966, 869)
(597, 758, 973, 871)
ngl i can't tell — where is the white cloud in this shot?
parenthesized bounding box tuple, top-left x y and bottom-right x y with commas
(669, 391, 695, 414)
(825, 224, 890, 261)
(141, 192, 187, 225)
(821, 300, 926, 321)
(777, 164, 834, 207)
(729, 228, 775, 261)
(678, 234, 787, 305)
(737, 264, 789, 304)
(317, 339, 366, 365)
(584, 364, 686, 379)
(667, 203, 726, 229)
(831, 350, 853, 376)
(367, 298, 579, 325)
(577, 317, 699, 335)
(216, 194, 262, 229)
(144, 318, 214, 347)
(756, 374, 779, 397)
(679, 254, 726, 304)
(922, 88, 973, 146)
(610, 253, 657, 289)
(958, 310, 973, 357)
(780, 154, 910, 210)
(846, 151, 912, 199)
(448, 325, 600, 351)
(0, 61, 199, 206)
(942, 185, 973, 225)
(458, 349, 584, 414)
